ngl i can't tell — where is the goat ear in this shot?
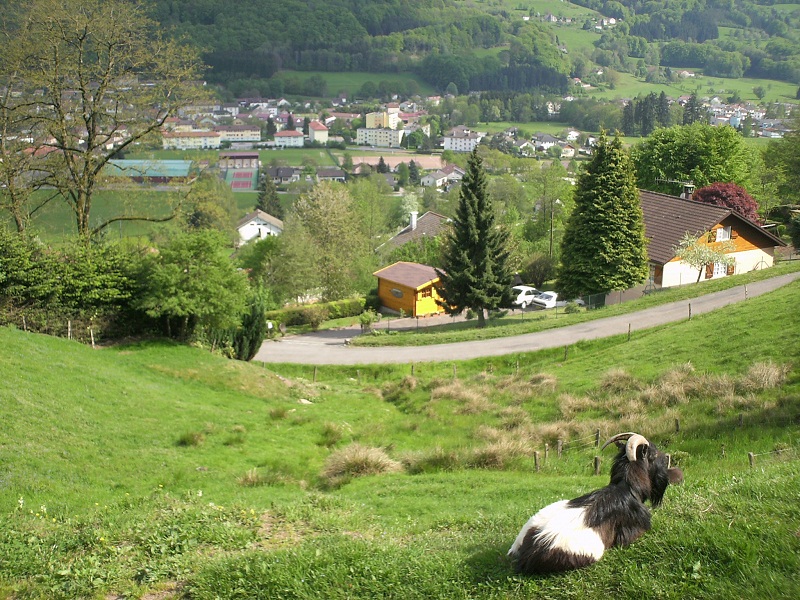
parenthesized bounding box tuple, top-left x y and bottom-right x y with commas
(668, 467, 684, 485)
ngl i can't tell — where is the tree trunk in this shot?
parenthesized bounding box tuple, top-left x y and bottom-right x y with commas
(477, 308, 487, 328)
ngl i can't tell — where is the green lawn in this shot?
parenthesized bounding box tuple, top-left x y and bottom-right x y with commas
(0, 274, 798, 598)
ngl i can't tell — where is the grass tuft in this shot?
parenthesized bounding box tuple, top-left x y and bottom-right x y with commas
(320, 444, 402, 487)
(176, 431, 205, 447)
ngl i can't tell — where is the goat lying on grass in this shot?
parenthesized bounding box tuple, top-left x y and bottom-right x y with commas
(508, 432, 683, 574)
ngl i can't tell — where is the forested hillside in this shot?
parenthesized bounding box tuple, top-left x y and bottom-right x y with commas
(1, 0, 798, 95)
(141, 0, 800, 93)
(572, 0, 800, 82)
(143, 0, 569, 94)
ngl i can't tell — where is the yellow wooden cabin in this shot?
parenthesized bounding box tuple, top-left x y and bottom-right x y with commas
(373, 262, 446, 317)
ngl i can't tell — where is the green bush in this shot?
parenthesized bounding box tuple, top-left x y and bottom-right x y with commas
(265, 297, 365, 328)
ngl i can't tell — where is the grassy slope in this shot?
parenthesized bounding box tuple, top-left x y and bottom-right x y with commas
(1, 280, 799, 598)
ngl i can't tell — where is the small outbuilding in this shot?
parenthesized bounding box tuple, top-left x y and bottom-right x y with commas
(373, 261, 447, 317)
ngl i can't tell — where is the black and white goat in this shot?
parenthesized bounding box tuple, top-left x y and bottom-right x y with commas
(507, 432, 683, 574)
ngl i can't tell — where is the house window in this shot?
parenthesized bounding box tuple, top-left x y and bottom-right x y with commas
(420, 288, 432, 298)
(713, 262, 728, 277)
(716, 226, 731, 242)
(391, 288, 404, 298)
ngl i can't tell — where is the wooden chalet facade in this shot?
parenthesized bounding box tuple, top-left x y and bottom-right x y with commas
(640, 190, 785, 288)
(373, 261, 446, 317)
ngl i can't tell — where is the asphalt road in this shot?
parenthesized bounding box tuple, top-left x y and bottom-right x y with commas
(253, 271, 800, 366)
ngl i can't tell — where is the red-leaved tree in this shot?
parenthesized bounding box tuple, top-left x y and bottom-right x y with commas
(692, 183, 761, 224)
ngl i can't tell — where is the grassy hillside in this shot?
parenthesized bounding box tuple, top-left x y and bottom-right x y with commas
(1, 279, 799, 598)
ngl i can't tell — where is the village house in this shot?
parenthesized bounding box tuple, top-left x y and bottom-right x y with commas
(443, 125, 483, 152)
(640, 190, 785, 289)
(380, 211, 451, 253)
(316, 168, 346, 183)
(264, 166, 301, 185)
(237, 210, 284, 245)
(307, 121, 329, 144)
(420, 170, 449, 188)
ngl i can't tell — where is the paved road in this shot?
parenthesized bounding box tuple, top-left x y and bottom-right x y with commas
(253, 272, 800, 366)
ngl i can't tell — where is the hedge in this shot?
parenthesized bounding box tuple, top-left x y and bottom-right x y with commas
(265, 297, 366, 327)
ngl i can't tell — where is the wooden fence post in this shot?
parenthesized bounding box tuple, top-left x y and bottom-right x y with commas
(534, 451, 540, 472)
(557, 439, 563, 458)
(595, 429, 601, 448)
(688, 302, 692, 320)
(544, 443, 549, 461)
(748, 452, 755, 469)
(564, 345, 569, 361)
(411, 363, 415, 377)
(313, 366, 318, 383)
(453, 364, 457, 379)
(627, 323, 631, 342)
(594, 456, 601, 475)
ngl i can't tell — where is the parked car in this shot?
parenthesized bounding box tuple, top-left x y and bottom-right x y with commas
(511, 285, 541, 309)
(532, 291, 586, 309)
(531, 291, 559, 309)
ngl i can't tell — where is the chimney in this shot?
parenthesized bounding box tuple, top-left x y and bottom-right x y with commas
(681, 183, 695, 199)
(410, 211, 418, 230)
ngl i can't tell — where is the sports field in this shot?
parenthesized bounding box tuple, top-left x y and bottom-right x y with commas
(225, 168, 258, 191)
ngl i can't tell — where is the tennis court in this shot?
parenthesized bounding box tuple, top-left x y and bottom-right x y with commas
(225, 168, 258, 191)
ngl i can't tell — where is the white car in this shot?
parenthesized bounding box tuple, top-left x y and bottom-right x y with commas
(531, 291, 559, 309)
(511, 285, 541, 309)
(532, 292, 587, 309)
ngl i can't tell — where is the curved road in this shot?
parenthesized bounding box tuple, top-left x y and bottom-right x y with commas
(254, 272, 800, 366)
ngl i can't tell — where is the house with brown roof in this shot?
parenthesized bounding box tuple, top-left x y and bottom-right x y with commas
(373, 261, 447, 316)
(640, 190, 785, 288)
(381, 211, 451, 252)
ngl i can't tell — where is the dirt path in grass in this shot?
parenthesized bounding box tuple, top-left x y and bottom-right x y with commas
(253, 271, 800, 366)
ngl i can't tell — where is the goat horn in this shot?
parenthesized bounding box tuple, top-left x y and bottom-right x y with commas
(625, 434, 649, 462)
(601, 432, 650, 462)
(601, 431, 637, 451)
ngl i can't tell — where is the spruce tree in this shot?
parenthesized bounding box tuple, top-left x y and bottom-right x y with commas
(377, 156, 388, 173)
(255, 175, 284, 219)
(557, 132, 648, 299)
(622, 102, 636, 136)
(436, 149, 513, 328)
(408, 160, 420, 185)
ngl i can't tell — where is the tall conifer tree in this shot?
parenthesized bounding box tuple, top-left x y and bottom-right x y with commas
(255, 175, 284, 219)
(557, 132, 648, 299)
(436, 150, 513, 328)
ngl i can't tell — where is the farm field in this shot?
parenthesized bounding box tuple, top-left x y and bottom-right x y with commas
(0, 277, 798, 598)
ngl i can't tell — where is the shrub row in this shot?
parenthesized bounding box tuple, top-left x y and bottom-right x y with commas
(266, 297, 365, 327)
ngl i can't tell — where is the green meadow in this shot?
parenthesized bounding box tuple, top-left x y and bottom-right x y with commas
(1, 273, 798, 598)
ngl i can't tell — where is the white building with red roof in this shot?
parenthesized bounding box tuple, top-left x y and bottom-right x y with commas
(307, 121, 329, 144)
(274, 130, 305, 148)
